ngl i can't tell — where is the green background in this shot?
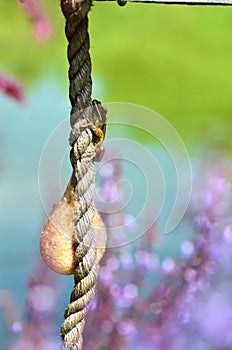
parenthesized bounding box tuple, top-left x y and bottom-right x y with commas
(1, 0, 232, 149)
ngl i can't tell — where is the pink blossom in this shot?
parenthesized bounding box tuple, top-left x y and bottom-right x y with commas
(0, 73, 24, 102)
(18, 0, 52, 42)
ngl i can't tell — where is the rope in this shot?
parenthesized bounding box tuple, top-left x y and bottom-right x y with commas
(61, 0, 92, 122)
(60, 1, 107, 349)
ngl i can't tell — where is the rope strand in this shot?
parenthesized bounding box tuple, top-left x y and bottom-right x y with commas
(61, 0, 92, 124)
(60, 1, 107, 349)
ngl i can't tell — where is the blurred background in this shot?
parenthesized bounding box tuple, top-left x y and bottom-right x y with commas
(1, 1, 232, 146)
(1, 1, 232, 349)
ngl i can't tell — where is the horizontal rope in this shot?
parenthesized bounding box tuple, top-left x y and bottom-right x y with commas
(97, 0, 232, 5)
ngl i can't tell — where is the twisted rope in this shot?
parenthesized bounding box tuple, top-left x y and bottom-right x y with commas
(60, 1, 107, 349)
(61, 0, 92, 125)
(61, 126, 99, 350)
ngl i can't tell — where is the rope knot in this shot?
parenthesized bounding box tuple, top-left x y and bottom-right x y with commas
(70, 100, 107, 166)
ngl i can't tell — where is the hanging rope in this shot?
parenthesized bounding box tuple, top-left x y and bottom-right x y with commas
(60, 0, 107, 348)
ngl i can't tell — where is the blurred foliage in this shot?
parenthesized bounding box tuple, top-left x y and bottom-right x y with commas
(0, 0, 232, 148)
